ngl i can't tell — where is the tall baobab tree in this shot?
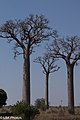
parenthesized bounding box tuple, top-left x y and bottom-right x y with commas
(48, 36, 80, 114)
(34, 53, 59, 109)
(0, 15, 57, 105)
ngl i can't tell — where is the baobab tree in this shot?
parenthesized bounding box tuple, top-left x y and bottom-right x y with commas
(48, 36, 80, 114)
(0, 15, 57, 105)
(34, 53, 59, 109)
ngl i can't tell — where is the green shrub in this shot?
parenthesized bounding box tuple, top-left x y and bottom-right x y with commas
(34, 98, 46, 111)
(0, 89, 7, 107)
(12, 101, 39, 120)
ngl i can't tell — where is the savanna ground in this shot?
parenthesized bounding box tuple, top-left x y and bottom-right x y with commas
(33, 106, 80, 120)
(1, 106, 80, 120)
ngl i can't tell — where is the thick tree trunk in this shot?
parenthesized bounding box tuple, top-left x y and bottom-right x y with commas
(22, 49, 30, 105)
(45, 73, 49, 109)
(67, 64, 74, 114)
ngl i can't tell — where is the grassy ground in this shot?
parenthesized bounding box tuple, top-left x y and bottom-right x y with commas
(34, 107, 80, 120)
(1, 106, 80, 120)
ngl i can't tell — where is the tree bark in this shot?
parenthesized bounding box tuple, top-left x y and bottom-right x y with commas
(22, 48, 30, 105)
(67, 64, 74, 114)
(45, 73, 49, 109)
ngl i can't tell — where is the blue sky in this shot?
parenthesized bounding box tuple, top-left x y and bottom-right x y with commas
(0, 0, 80, 106)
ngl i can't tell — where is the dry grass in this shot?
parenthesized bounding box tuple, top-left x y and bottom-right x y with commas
(1, 106, 80, 120)
(34, 107, 80, 120)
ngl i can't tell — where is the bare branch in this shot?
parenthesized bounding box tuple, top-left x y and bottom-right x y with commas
(34, 52, 60, 75)
(0, 14, 57, 59)
(48, 36, 80, 65)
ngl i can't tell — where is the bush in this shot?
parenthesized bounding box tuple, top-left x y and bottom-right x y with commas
(0, 89, 7, 107)
(12, 101, 39, 120)
(34, 98, 46, 111)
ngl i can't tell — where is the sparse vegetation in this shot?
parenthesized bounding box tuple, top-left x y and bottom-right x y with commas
(0, 105, 80, 120)
(33, 107, 80, 120)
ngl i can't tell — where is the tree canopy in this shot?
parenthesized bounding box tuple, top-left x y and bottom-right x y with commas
(48, 36, 80, 65)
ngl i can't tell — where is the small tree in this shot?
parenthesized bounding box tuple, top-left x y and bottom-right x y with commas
(0, 15, 57, 105)
(34, 53, 59, 109)
(0, 89, 7, 107)
(48, 36, 80, 114)
(12, 101, 39, 120)
(34, 98, 46, 111)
